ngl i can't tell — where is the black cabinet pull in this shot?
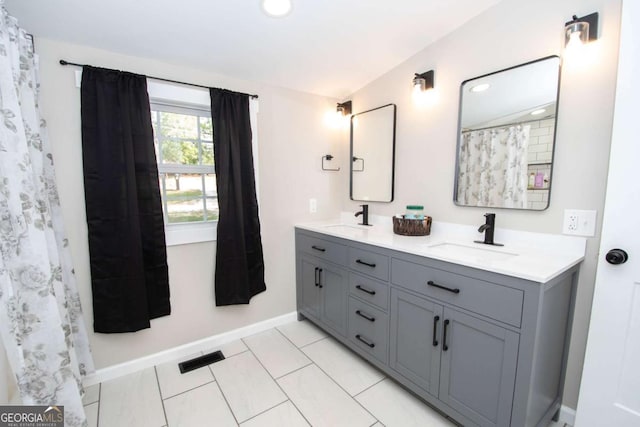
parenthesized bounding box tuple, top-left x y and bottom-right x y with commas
(432, 315, 440, 347)
(443, 319, 450, 351)
(356, 310, 375, 322)
(314, 267, 319, 287)
(355, 285, 376, 295)
(312, 245, 326, 252)
(356, 334, 375, 348)
(427, 280, 460, 294)
(356, 259, 376, 268)
(318, 268, 323, 288)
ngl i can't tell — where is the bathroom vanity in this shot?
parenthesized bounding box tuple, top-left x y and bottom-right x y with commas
(295, 220, 584, 427)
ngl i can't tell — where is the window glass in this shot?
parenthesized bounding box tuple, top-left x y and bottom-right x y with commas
(152, 104, 216, 225)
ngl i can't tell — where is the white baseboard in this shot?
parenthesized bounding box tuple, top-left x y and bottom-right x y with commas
(83, 311, 298, 386)
(559, 405, 576, 426)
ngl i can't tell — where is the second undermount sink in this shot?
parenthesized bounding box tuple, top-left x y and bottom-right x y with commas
(427, 242, 518, 262)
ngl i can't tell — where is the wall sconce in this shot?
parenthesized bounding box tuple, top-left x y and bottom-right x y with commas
(412, 70, 435, 105)
(413, 70, 434, 94)
(336, 101, 352, 116)
(565, 13, 598, 48)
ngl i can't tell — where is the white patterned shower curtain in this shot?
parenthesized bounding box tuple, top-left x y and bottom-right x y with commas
(0, 5, 94, 426)
(457, 125, 530, 208)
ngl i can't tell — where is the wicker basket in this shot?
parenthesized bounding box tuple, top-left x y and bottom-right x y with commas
(392, 216, 432, 236)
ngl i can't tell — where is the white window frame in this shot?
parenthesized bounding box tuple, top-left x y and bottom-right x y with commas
(146, 80, 259, 246)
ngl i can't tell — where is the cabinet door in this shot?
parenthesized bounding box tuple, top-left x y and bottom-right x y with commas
(439, 308, 519, 427)
(389, 288, 442, 396)
(319, 263, 348, 336)
(299, 255, 320, 320)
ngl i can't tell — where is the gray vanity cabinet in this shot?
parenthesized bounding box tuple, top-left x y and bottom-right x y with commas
(299, 256, 321, 319)
(389, 288, 442, 396)
(299, 254, 348, 336)
(439, 307, 519, 427)
(295, 228, 579, 427)
(296, 232, 349, 337)
(390, 288, 518, 427)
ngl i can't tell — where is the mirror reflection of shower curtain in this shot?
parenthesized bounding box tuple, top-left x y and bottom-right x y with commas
(457, 125, 530, 208)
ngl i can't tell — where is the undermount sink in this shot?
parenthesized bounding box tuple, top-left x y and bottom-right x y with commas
(427, 242, 518, 262)
(322, 224, 371, 237)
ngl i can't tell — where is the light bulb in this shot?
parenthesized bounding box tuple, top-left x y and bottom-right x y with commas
(566, 31, 584, 49)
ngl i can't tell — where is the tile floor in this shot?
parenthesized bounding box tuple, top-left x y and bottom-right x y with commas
(82, 319, 569, 427)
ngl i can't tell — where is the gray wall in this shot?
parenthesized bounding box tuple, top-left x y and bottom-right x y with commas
(340, 0, 622, 409)
(36, 39, 345, 369)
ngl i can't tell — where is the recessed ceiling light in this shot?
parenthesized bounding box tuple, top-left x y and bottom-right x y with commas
(470, 83, 490, 93)
(261, 0, 292, 17)
(531, 108, 546, 116)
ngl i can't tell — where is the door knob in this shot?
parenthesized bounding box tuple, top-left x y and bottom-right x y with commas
(606, 249, 628, 265)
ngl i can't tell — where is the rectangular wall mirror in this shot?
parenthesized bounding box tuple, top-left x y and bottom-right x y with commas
(350, 103, 396, 202)
(454, 56, 561, 210)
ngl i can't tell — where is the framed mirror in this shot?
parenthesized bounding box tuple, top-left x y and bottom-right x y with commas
(454, 56, 561, 210)
(350, 104, 396, 202)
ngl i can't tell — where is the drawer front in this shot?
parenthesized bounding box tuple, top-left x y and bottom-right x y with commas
(348, 297, 389, 364)
(348, 247, 390, 281)
(349, 272, 389, 311)
(391, 258, 523, 327)
(297, 233, 347, 266)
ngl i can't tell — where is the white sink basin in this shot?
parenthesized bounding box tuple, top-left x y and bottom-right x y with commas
(322, 224, 371, 238)
(427, 242, 518, 262)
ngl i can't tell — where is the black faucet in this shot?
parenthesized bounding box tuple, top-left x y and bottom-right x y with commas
(475, 213, 503, 246)
(355, 204, 371, 226)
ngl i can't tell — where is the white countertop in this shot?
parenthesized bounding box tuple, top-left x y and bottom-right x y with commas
(295, 213, 586, 283)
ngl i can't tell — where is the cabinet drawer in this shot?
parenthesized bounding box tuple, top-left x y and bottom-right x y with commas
(391, 258, 523, 327)
(297, 233, 347, 266)
(349, 272, 389, 311)
(348, 297, 389, 364)
(348, 247, 389, 281)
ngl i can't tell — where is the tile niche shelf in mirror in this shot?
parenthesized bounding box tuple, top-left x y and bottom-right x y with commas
(454, 56, 561, 211)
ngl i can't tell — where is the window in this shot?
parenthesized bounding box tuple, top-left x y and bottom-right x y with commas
(150, 102, 218, 228)
(147, 80, 259, 246)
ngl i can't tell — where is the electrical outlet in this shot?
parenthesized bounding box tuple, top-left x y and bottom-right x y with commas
(309, 198, 317, 213)
(563, 209, 597, 236)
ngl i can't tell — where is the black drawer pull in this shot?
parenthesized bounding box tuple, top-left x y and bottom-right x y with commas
(318, 268, 323, 288)
(355, 285, 376, 295)
(356, 310, 375, 322)
(356, 334, 375, 348)
(427, 280, 460, 294)
(443, 319, 450, 351)
(356, 259, 376, 268)
(314, 267, 319, 287)
(432, 315, 440, 347)
(312, 245, 326, 252)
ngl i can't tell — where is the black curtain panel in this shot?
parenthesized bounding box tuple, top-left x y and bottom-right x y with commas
(210, 88, 266, 306)
(81, 66, 170, 333)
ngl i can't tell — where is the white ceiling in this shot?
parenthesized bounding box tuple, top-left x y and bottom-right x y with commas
(4, 0, 502, 98)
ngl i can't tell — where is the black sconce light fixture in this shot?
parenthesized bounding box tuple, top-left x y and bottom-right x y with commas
(336, 100, 352, 116)
(565, 13, 598, 48)
(412, 70, 434, 94)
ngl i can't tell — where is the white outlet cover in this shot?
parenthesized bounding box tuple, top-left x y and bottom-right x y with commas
(309, 198, 317, 213)
(563, 209, 597, 236)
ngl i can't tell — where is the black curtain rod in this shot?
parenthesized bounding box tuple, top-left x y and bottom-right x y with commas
(59, 59, 259, 99)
